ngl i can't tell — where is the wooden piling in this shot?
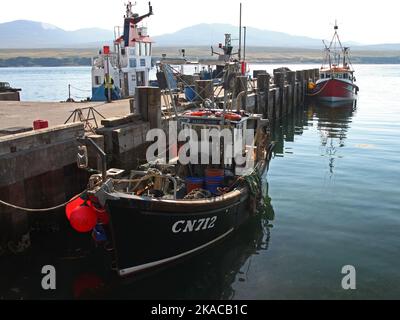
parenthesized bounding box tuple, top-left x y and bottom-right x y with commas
(287, 71, 297, 113)
(273, 72, 286, 119)
(253, 70, 267, 79)
(234, 76, 248, 110)
(136, 87, 161, 129)
(257, 73, 270, 117)
(267, 89, 275, 121)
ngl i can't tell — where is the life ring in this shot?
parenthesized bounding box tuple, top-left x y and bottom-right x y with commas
(215, 112, 242, 121)
(188, 110, 212, 117)
(224, 113, 242, 121)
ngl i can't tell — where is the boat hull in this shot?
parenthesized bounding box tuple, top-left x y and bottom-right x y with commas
(106, 190, 252, 277)
(314, 79, 357, 103)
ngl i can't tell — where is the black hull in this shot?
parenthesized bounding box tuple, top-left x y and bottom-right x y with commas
(106, 190, 251, 277)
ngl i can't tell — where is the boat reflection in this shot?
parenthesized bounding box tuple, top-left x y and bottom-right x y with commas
(308, 100, 357, 176)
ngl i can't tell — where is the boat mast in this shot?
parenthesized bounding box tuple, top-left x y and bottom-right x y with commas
(328, 21, 345, 67)
(238, 3, 242, 61)
(243, 26, 247, 61)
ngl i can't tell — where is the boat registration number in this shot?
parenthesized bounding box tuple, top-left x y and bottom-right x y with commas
(172, 217, 217, 234)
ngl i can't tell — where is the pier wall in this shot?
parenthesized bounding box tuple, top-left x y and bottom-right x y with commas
(0, 92, 20, 101)
(0, 123, 86, 254)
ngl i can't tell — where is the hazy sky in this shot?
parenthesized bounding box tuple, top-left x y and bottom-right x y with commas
(2, 0, 399, 44)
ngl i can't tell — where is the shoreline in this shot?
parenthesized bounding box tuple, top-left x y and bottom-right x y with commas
(2, 60, 400, 68)
(1, 46, 399, 67)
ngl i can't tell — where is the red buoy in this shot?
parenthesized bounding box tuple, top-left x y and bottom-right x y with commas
(69, 205, 97, 233)
(66, 197, 87, 221)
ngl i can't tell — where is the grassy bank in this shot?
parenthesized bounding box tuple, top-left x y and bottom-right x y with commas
(1, 47, 399, 67)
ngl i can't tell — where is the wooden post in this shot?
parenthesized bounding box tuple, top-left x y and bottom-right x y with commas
(253, 70, 267, 79)
(147, 87, 162, 130)
(296, 70, 306, 103)
(268, 89, 275, 121)
(136, 87, 161, 129)
(274, 88, 281, 120)
(273, 72, 285, 119)
(282, 85, 288, 117)
(234, 76, 248, 110)
(257, 73, 270, 117)
(314, 68, 320, 81)
(287, 71, 296, 113)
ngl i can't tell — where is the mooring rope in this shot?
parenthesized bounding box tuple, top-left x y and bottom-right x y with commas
(69, 85, 92, 93)
(0, 191, 86, 213)
(306, 80, 329, 97)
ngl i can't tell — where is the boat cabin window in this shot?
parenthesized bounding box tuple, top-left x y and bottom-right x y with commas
(139, 42, 146, 56)
(140, 59, 146, 67)
(338, 74, 343, 79)
(129, 58, 137, 68)
(343, 73, 348, 79)
(320, 74, 325, 79)
(95, 76, 101, 86)
(135, 42, 140, 56)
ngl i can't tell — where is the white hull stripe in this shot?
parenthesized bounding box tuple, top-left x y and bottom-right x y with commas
(118, 229, 235, 276)
(319, 96, 356, 102)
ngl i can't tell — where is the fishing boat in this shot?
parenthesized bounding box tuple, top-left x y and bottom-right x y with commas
(308, 23, 359, 104)
(68, 58, 274, 278)
(67, 109, 273, 276)
(91, 2, 154, 101)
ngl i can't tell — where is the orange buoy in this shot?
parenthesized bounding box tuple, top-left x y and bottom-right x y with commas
(69, 205, 97, 233)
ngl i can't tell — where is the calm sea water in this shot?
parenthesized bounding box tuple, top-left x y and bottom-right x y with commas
(0, 65, 399, 300)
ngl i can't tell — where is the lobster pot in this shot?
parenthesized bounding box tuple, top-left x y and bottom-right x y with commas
(195, 80, 213, 101)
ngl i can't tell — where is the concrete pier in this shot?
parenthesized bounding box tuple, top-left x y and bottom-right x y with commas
(0, 123, 86, 254)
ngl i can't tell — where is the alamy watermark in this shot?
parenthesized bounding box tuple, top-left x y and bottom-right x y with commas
(41, 265, 56, 290)
(145, 121, 257, 169)
(341, 265, 357, 290)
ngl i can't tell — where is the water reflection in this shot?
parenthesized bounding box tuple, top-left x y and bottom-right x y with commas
(308, 101, 357, 177)
(270, 105, 308, 156)
(271, 101, 357, 178)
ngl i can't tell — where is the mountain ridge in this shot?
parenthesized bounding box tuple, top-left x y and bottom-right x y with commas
(0, 20, 399, 50)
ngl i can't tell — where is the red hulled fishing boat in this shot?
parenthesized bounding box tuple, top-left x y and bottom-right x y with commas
(308, 23, 359, 104)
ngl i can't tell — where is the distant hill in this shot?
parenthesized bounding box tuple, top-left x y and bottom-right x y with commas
(153, 23, 328, 48)
(0, 20, 398, 51)
(354, 43, 400, 51)
(0, 20, 114, 48)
